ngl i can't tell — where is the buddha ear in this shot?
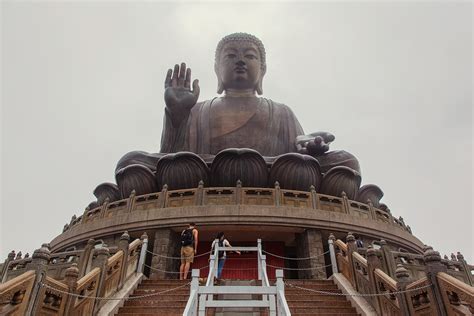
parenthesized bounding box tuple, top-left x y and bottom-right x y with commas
(256, 65, 266, 95)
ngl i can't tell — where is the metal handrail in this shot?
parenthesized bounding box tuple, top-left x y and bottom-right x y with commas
(183, 239, 291, 316)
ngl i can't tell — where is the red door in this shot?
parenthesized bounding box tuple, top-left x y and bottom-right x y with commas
(192, 241, 285, 280)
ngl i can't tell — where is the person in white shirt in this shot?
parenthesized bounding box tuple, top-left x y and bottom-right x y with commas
(211, 232, 240, 280)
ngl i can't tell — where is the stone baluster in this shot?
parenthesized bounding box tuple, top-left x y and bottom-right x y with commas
(274, 181, 281, 206)
(456, 252, 473, 286)
(235, 180, 242, 204)
(309, 185, 317, 209)
(92, 245, 110, 314)
(137, 232, 148, 274)
(1, 250, 16, 283)
(63, 263, 79, 313)
(158, 184, 168, 208)
(26, 243, 51, 315)
(367, 199, 376, 220)
(100, 198, 109, 218)
(127, 190, 136, 212)
(346, 232, 357, 288)
(423, 246, 447, 316)
(341, 192, 350, 214)
(379, 239, 395, 277)
(366, 246, 382, 314)
(77, 238, 95, 277)
(395, 264, 411, 316)
(328, 234, 338, 275)
(118, 231, 130, 290)
(195, 180, 204, 205)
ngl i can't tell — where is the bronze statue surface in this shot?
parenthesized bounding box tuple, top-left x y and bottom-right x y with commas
(101, 33, 366, 203)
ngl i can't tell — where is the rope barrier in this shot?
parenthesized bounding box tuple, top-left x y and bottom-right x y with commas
(144, 264, 210, 274)
(285, 282, 433, 297)
(263, 249, 330, 260)
(266, 263, 333, 270)
(39, 281, 190, 300)
(146, 249, 212, 259)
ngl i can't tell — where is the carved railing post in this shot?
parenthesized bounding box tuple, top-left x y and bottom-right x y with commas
(274, 181, 281, 206)
(1, 250, 16, 282)
(366, 246, 382, 314)
(367, 199, 376, 220)
(235, 180, 242, 204)
(118, 231, 130, 290)
(92, 245, 110, 314)
(456, 252, 473, 286)
(81, 206, 90, 224)
(78, 238, 95, 277)
(100, 198, 109, 218)
(379, 239, 395, 276)
(195, 180, 204, 205)
(26, 243, 51, 315)
(328, 234, 338, 275)
(63, 263, 79, 313)
(395, 264, 411, 316)
(158, 184, 168, 208)
(310, 185, 317, 209)
(346, 232, 357, 288)
(424, 246, 448, 316)
(341, 192, 350, 214)
(127, 190, 136, 212)
(137, 232, 148, 274)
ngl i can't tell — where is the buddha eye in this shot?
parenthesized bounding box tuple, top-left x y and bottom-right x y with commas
(226, 54, 237, 59)
(245, 54, 257, 60)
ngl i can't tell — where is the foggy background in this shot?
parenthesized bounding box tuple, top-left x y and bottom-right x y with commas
(1, 2, 472, 262)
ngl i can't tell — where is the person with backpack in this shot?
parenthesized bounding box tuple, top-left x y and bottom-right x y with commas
(211, 232, 240, 281)
(180, 222, 198, 280)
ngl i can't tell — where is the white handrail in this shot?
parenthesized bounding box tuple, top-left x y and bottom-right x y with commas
(183, 240, 290, 316)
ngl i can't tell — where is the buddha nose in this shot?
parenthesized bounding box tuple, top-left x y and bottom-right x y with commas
(236, 60, 245, 67)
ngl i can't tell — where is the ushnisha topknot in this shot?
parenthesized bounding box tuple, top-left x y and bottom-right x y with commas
(215, 33, 266, 70)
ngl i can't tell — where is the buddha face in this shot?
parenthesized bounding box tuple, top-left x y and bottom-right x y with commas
(216, 41, 264, 93)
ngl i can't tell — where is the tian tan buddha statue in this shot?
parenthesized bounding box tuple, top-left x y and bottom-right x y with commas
(91, 33, 384, 210)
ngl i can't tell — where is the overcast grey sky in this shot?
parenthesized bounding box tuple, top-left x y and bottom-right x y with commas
(1, 1, 473, 262)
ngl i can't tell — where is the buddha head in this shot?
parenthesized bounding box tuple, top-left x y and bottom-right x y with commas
(215, 33, 267, 95)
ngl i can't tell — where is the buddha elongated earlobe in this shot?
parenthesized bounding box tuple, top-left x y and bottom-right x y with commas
(256, 79, 263, 95)
(217, 79, 224, 94)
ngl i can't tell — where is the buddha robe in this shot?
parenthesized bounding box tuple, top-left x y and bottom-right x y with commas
(160, 98, 304, 156)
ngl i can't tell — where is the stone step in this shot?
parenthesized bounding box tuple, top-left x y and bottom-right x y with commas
(122, 299, 189, 307)
(286, 300, 352, 307)
(288, 305, 356, 313)
(292, 313, 359, 316)
(141, 279, 190, 285)
(283, 284, 340, 290)
(126, 294, 190, 301)
(118, 305, 186, 314)
(285, 294, 348, 301)
(284, 279, 336, 285)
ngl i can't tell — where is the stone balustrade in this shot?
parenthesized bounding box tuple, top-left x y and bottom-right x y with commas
(63, 184, 408, 234)
(333, 234, 474, 316)
(0, 231, 146, 316)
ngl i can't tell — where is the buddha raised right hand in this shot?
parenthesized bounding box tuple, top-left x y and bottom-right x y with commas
(164, 63, 200, 124)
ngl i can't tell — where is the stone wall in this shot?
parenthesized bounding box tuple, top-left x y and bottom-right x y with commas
(296, 229, 326, 279)
(150, 228, 180, 279)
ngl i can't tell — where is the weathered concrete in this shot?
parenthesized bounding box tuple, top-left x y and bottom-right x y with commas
(150, 228, 180, 279)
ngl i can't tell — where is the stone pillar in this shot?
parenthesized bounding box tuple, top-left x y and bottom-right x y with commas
(78, 238, 95, 277)
(63, 263, 79, 313)
(395, 264, 411, 316)
(92, 245, 110, 314)
(1, 250, 16, 282)
(366, 246, 382, 314)
(296, 229, 326, 279)
(423, 246, 447, 316)
(456, 252, 473, 286)
(346, 232, 358, 288)
(117, 231, 130, 290)
(26, 243, 51, 315)
(150, 228, 180, 279)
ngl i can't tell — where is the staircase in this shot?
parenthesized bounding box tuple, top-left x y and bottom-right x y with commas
(284, 279, 359, 316)
(116, 279, 190, 316)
